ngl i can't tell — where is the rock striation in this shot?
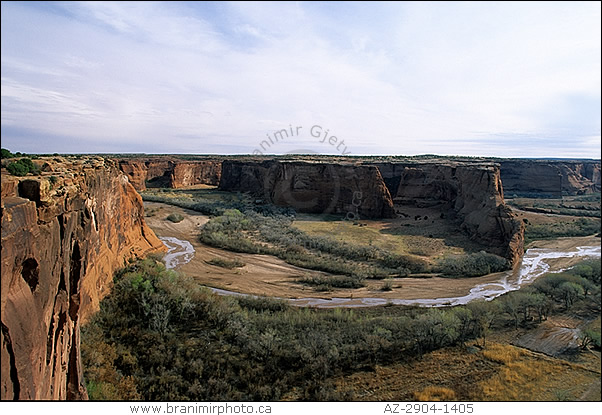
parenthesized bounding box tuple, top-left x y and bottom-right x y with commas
(1, 157, 165, 400)
(118, 158, 222, 190)
(219, 160, 395, 219)
(499, 160, 601, 197)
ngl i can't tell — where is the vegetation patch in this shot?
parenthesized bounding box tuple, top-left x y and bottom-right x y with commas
(509, 195, 601, 218)
(81, 256, 601, 401)
(478, 343, 595, 401)
(5, 158, 41, 176)
(380, 280, 394, 291)
(298, 274, 365, 290)
(206, 257, 245, 269)
(435, 252, 509, 278)
(82, 259, 501, 401)
(166, 213, 185, 223)
(198, 207, 510, 280)
(525, 218, 601, 244)
(414, 386, 457, 401)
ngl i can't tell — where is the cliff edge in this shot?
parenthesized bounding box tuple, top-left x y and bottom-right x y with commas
(1, 157, 165, 400)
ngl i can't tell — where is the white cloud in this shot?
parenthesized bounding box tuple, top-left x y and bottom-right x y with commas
(1, 1, 600, 157)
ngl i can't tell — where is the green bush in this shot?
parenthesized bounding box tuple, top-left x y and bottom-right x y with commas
(525, 218, 601, 242)
(435, 252, 509, 278)
(166, 213, 185, 223)
(206, 257, 245, 269)
(298, 274, 365, 289)
(6, 158, 39, 176)
(1, 148, 13, 159)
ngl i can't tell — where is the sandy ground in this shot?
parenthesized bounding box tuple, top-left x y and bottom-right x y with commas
(144, 201, 601, 301)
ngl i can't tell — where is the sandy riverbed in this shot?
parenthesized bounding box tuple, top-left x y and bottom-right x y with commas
(144, 201, 601, 306)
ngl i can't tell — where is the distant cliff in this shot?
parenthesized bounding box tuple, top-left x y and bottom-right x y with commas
(371, 162, 524, 265)
(499, 160, 601, 197)
(1, 157, 165, 400)
(118, 158, 221, 190)
(219, 160, 395, 219)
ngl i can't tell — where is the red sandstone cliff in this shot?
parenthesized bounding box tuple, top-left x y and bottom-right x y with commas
(1, 157, 165, 400)
(220, 160, 395, 219)
(117, 158, 222, 190)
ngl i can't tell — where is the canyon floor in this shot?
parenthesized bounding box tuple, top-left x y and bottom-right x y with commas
(143, 201, 600, 302)
(142, 201, 602, 401)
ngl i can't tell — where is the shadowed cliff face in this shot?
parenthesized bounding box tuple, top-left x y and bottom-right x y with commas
(1, 157, 165, 400)
(219, 159, 523, 263)
(219, 160, 395, 219)
(500, 160, 601, 197)
(118, 158, 222, 190)
(371, 162, 525, 265)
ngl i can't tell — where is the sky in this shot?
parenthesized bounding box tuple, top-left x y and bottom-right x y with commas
(1, 1, 600, 158)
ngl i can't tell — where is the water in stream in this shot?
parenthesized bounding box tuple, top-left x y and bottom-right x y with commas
(159, 235, 600, 308)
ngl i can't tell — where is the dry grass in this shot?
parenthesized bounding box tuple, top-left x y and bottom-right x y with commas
(334, 346, 498, 401)
(414, 386, 457, 401)
(292, 219, 463, 260)
(482, 342, 525, 364)
(334, 342, 600, 402)
(479, 342, 600, 401)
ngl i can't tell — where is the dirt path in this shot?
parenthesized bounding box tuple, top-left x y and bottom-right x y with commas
(144, 201, 601, 303)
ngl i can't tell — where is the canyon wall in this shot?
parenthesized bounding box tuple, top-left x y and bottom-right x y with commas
(1, 157, 165, 400)
(219, 160, 395, 219)
(118, 158, 222, 190)
(117, 156, 601, 198)
(371, 162, 524, 265)
(499, 160, 601, 197)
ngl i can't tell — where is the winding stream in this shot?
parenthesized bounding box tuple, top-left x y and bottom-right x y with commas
(160, 236, 195, 270)
(159, 236, 600, 308)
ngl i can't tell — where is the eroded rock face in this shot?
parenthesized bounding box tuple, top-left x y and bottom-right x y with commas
(500, 160, 601, 197)
(370, 162, 524, 265)
(1, 157, 165, 400)
(118, 158, 222, 190)
(220, 160, 395, 219)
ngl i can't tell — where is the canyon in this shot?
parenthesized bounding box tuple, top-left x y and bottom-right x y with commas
(113, 156, 596, 264)
(1, 154, 599, 400)
(118, 157, 221, 190)
(373, 161, 525, 264)
(1, 157, 164, 400)
(499, 160, 601, 198)
(218, 159, 523, 264)
(118, 156, 601, 198)
(219, 160, 396, 219)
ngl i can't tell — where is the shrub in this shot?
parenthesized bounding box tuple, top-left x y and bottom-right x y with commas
(206, 257, 245, 269)
(525, 219, 601, 242)
(236, 296, 289, 313)
(580, 329, 601, 350)
(1, 148, 13, 159)
(6, 158, 40, 176)
(6, 161, 29, 176)
(166, 213, 184, 223)
(298, 274, 365, 289)
(436, 252, 509, 278)
(381, 280, 394, 291)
